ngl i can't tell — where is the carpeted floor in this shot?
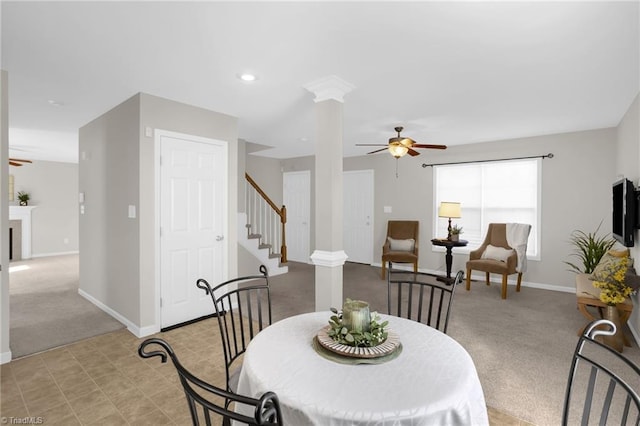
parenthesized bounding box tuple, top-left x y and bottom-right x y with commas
(9, 254, 125, 358)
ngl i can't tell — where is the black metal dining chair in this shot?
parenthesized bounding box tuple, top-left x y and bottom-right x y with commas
(138, 338, 282, 426)
(562, 319, 640, 426)
(387, 266, 462, 334)
(197, 265, 272, 393)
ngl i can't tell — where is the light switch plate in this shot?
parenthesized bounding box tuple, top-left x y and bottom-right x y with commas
(384, 206, 392, 213)
(128, 205, 136, 218)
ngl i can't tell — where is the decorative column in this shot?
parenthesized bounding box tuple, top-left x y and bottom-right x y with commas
(304, 75, 355, 311)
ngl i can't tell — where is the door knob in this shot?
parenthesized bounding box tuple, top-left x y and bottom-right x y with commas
(216, 235, 224, 241)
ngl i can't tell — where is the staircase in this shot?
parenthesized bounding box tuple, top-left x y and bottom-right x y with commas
(238, 174, 288, 276)
(238, 213, 288, 276)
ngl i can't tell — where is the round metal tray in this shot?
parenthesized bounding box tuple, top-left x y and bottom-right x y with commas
(315, 326, 400, 359)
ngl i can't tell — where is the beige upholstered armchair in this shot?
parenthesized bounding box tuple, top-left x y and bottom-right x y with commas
(465, 223, 531, 299)
(381, 220, 419, 279)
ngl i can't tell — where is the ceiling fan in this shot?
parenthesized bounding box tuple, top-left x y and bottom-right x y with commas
(357, 126, 447, 158)
(9, 158, 33, 167)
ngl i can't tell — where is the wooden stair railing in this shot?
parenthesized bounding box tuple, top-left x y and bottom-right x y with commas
(245, 173, 287, 263)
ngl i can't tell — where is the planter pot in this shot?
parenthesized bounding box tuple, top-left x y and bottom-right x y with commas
(450, 235, 459, 242)
(19, 201, 28, 206)
(601, 305, 624, 352)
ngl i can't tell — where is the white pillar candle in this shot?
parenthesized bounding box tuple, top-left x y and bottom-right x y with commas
(343, 300, 371, 333)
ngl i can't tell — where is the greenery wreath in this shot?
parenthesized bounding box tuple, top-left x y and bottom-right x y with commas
(327, 305, 389, 348)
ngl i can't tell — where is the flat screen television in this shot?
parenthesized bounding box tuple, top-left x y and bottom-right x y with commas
(612, 178, 636, 247)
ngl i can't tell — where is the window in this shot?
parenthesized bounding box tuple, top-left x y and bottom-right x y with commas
(433, 158, 540, 258)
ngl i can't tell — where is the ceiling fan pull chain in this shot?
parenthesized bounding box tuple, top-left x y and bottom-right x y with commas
(395, 158, 399, 178)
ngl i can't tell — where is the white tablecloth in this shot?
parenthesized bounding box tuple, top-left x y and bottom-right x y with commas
(236, 312, 489, 426)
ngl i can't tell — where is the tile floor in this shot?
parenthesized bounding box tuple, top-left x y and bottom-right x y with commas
(1, 317, 531, 425)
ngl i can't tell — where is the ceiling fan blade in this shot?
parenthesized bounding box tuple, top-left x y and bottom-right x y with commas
(367, 147, 389, 155)
(407, 148, 420, 156)
(412, 144, 447, 150)
(9, 158, 33, 163)
(356, 144, 387, 147)
(9, 161, 23, 166)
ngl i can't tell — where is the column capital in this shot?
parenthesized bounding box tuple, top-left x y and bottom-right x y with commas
(310, 250, 348, 267)
(304, 75, 355, 103)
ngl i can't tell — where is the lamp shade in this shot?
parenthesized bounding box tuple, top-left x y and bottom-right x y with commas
(388, 142, 409, 158)
(438, 202, 461, 218)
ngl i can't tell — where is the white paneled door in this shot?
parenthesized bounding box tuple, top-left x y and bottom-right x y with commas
(283, 171, 310, 263)
(343, 170, 374, 264)
(159, 131, 227, 328)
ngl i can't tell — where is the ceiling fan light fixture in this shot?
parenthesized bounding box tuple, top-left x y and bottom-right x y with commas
(400, 138, 413, 147)
(388, 142, 409, 158)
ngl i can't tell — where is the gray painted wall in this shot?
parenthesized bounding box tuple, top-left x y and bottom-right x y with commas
(616, 94, 640, 333)
(79, 94, 140, 326)
(10, 161, 79, 256)
(79, 92, 238, 334)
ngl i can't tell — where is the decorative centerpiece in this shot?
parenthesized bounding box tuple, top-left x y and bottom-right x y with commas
(315, 299, 401, 360)
(327, 299, 388, 347)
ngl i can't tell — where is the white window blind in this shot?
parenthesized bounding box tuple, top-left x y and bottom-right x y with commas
(433, 158, 540, 257)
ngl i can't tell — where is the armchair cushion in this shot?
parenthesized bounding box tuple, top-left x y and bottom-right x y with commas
(388, 237, 415, 252)
(481, 245, 515, 263)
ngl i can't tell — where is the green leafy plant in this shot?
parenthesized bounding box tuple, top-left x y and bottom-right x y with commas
(451, 224, 463, 235)
(16, 191, 30, 203)
(327, 305, 388, 347)
(565, 223, 616, 274)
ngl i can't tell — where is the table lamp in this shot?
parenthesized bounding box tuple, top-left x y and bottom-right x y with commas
(438, 202, 461, 240)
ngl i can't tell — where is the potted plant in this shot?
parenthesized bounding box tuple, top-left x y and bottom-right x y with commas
(17, 191, 30, 206)
(565, 222, 615, 274)
(450, 225, 463, 242)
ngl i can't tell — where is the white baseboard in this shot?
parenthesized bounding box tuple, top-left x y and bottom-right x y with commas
(130, 324, 160, 338)
(77, 289, 142, 337)
(31, 251, 79, 258)
(0, 350, 12, 364)
(373, 262, 577, 293)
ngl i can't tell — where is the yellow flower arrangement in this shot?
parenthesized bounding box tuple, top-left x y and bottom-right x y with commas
(592, 256, 633, 306)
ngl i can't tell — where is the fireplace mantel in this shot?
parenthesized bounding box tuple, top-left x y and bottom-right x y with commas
(9, 206, 37, 259)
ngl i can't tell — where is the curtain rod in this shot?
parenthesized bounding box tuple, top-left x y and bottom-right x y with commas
(421, 153, 554, 168)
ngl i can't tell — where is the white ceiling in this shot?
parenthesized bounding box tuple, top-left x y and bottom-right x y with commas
(2, 1, 639, 164)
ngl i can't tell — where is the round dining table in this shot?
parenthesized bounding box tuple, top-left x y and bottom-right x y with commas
(236, 311, 489, 425)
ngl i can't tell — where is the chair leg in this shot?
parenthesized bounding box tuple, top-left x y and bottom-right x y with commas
(485, 272, 490, 286)
(516, 272, 523, 292)
(501, 274, 508, 299)
(381, 260, 386, 280)
(413, 262, 418, 274)
(466, 268, 472, 291)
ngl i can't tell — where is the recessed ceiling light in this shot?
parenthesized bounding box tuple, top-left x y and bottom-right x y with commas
(238, 73, 257, 82)
(48, 100, 64, 107)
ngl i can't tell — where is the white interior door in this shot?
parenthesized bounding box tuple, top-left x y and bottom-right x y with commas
(343, 170, 374, 264)
(159, 131, 227, 328)
(283, 171, 310, 263)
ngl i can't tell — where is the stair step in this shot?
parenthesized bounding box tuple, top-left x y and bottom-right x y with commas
(248, 234, 261, 239)
(259, 243, 272, 250)
(269, 253, 281, 259)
